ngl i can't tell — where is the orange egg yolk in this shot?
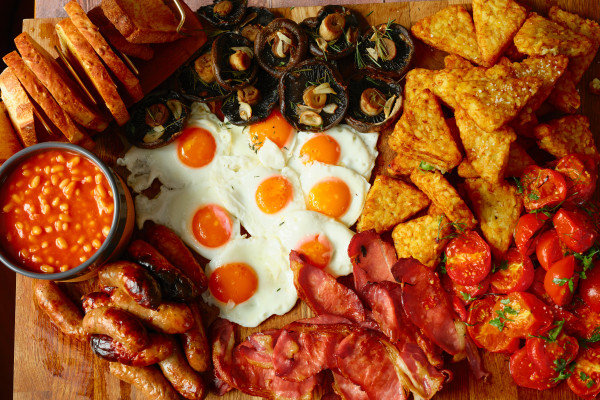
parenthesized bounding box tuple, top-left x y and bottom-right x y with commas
(192, 204, 232, 248)
(209, 262, 258, 304)
(248, 110, 294, 150)
(177, 127, 216, 168)
(299, 134, 341, 165)
(296, 234, 332, 269)
(255, 175, 293, 214)
(307, 178, 351, 219)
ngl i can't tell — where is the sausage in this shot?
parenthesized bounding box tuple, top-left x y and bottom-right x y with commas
(128, 239, 199, 302)
(98, 261, 162, 309)
(180, 302, 210, 372)
(109, 362, 180, 400)
(110, 289, 194, 334)
(82, 306, 149, 352)
(81, 291, 111, 314)
(91, 333, 175, 366)
(34, 280, 88, 342)
(142, 222, 208, 293)
(158, 338, 207, 400)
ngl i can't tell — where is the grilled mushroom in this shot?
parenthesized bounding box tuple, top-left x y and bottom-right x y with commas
(356, 22, 414, 79)
(280, 59, 348, 132)
(212, 33, 258, 91)
(255, 18, 308, 78)
(345, 74, 403, 132)
(301, 6, 360, 60)
(236, 7, 276, 42)
(125, 91, 189, 149)
(197, 0, 248, 29)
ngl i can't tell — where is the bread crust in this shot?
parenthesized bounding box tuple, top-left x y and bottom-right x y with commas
(0, 103, 23, 163)
(65, 1, 143, 103)
(0, 68, 37, 147)
(56, 18, 130, 126)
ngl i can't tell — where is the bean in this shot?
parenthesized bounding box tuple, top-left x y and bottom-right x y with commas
(30, 176, 41, 189)
(56, 237, 68, 250)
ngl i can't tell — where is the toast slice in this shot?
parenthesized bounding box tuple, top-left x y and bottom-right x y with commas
(65, 1, 143, 103)
(13, 32, 108, 132)
(0, 103, 23, 164)
(3, 51, 94, 149)
(101, 0, 182, 44)
(0, 68, 37, 147)
(56, 18, 130, 126)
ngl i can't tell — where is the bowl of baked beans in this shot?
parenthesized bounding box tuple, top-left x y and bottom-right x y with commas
(0, 142, 135, 281)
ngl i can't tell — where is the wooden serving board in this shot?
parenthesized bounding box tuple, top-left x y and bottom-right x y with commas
(13, 1, 600, 400)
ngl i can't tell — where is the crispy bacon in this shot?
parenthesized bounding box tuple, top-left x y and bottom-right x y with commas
(210, 318, 236, 392)
(332, 370, 369, 400)
(348, 230, 397, 291)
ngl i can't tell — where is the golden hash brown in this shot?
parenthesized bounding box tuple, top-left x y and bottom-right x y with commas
(387, 153, 421, 176)
(534, 115, 599, 159)
(464, 178, 523, 257)
(547, 71, 581, 113)
(357, 175, 430, 234)
(504, 142, 537, 177)
(455, 106, 516, 185)
(455, 76, 542, 132)
(513, 13, 594, 57)
(510, 109, 538, 138)
(410, 169, 478, 230)
(473, 0, 527, 67)
(458, 160, 480, 179)
(444, 54, 474, 70)
(392, 214, 451, 268)
(388, 89, 462, 172)
(404, 68, 436, 102)
(411, 5, 481, 65)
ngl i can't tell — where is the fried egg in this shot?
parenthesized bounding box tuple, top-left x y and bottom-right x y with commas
(288, 125, 379, 180)
(299, 162, 370, 227)
(274, 210, 354, 277)
(118, 103, 232, 192)
(202, 236, 298, 327)
(134, 185, 242, 260)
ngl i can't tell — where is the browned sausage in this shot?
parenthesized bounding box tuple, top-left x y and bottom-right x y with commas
(91, 333, 175, 366)
(98, 261, 162, 309)
(159, 338, 206, 400)
(109, 362, 180, 400)
(82, 306, 149, 352)
(110, 289, 194, 334)
(143, 221, 208, 292)
(180, 302, 210, 372)
(81, 291, 111, 313)
(34, 280, 88, 342)
(128, 240, 199, 302)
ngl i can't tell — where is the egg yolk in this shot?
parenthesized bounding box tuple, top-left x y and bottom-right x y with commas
(255, 175, 293, 214)
(192, 204, 232, 248)
(307, 178, 351, 219)
(177, 127, 216, 168)
(296, 234, 332, 269)
(299, 134, 341, 165)
(209, 262, 258, 305)
(248, 110, 294, 150)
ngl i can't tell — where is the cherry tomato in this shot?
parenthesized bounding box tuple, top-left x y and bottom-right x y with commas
(515, 213, 550, 256)
(555, 153, 598, 205)
(490, 248, 534, 294)
(567, 344, 600, 398)
(568, 301, 600, 340)
(544, 256, 578, 306)
(467, 296, 520, 354)
(445, 231, 491, 285)
(530, 266, 553, 304)
(509, 347, 559, 390)
(441, 273, 490, 305)
(526, 332, 579, 380)
(554, 208, 597, 254)
(580, 260, 600, 312)
(451, 295, 468, 322)
(536, 229, 566, 271)
(521, 165, 567, 212)
(491, 292, 553, 338)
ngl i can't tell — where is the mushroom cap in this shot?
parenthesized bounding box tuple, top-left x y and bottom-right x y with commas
(302, 5, 360, 60)
(212, 32, 258, 91)
(254, 18, 309, 78)
(221, 68, 279, 125)
(196, 0, 248, 29)
(236, 6, 276, 34)
(357, 22, 414, 79)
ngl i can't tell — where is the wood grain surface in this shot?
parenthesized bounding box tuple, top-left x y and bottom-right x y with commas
(13, 1, 600, 400)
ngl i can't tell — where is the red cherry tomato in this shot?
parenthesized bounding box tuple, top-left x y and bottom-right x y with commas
(536, 229, 566, 271)
(530, 267, 553, 304)
(515, 213, 550, 256)
(526, 332, 579, 380)
(467, 296, 520, 354)
(441, 273, 490, 305)
(521, 165, 568, 212)
(553, 208, 597, 254)
(567, 344, 600, 398)
(555, 153, 598, 205)
(451, 295, 468, 322)
(445, 231, 491, 285)
(509, 347, 559, 390)
(579, 260, 600, 312)
(490, 248, 535, 294)
(544, 256, 578, 306)
(491, 292, 553, 338)
(568, 301, 600, 340)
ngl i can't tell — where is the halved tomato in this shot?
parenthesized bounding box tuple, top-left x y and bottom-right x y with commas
(467, 296, 520, 354)
(490, 248, 534, 294)
(509, 347, 559, 390)
(515, 213, 550, 256)
(490, 292, 553, 338)
(441, 273, 490, 305)
(445, 231, 491, 285)
(526, 331, 579, 380)
(544, 256, 578, 306)
(555, 153, 598, 205)
(536, 229, 566, 271)
(580, 260, 600, 312)
(567, 344, 600, 398)
(553, 208, 597, 254)
(568, 301, 600, 340)
(521, 165, 567, 212)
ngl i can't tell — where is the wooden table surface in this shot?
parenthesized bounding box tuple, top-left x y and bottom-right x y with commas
(12, 0, 600, 399)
